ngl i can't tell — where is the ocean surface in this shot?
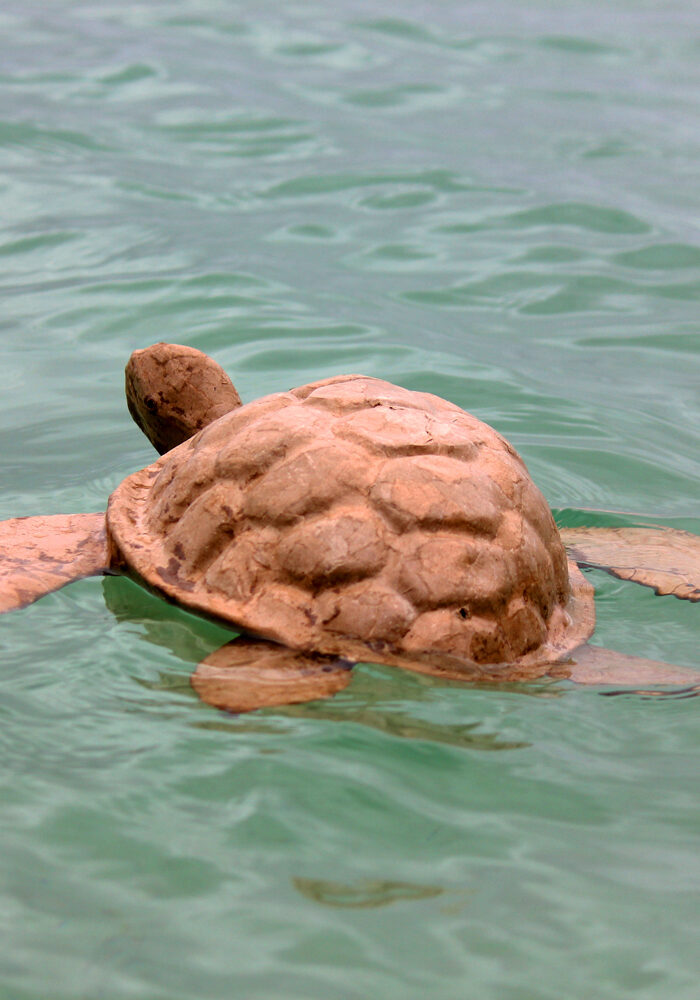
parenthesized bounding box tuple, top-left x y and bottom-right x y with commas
(1, 2, 699, 998)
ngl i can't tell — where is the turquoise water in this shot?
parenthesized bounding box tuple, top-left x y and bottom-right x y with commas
(1, 2, 699, 997)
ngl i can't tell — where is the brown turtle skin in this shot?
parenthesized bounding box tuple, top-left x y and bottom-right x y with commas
(126, 342, 241, 455)
(108, 373, 595, 681)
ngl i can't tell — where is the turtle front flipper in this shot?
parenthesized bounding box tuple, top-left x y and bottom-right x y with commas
(0, 513, 109, 612)
(560, 525, 700, 601)
(551, 643, 699, 695)
(191, 637, 355, 713)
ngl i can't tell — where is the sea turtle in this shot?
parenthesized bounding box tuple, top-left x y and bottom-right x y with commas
(1, 342, 698, 712)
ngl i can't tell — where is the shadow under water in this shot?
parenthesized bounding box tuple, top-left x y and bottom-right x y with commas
(292, 877, 445, 908)
(102, 576, 533, 750)
(102, 570, 698, 748)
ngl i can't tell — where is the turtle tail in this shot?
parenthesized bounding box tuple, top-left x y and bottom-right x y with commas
(0, 513, 109, 613)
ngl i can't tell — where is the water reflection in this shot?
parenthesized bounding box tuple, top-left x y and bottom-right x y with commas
(102, 576, 531, 750)
(293, 877, 444, 908)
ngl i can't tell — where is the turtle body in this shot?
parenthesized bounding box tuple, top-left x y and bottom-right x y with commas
(109, 373, 592, 679)
(1, 343, 698, 711)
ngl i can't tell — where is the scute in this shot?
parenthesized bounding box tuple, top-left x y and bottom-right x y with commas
(107, 374, 591, 672)
(243, 442, 372, 524)
(277, 508, 385, 586)
(369, 454, 504, 532)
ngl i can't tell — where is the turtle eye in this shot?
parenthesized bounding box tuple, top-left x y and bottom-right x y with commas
(144, 397, 157, 413)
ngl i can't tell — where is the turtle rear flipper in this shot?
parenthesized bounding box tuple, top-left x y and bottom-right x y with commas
(561, 525, 700, 601)
(551, 643, 698, 695)
(191, 637, 699, 713)
(0, 513, 109, 612)
(191, 638, 355, 713)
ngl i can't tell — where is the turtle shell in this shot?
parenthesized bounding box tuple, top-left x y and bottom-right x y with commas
(107, 375, 594, 678)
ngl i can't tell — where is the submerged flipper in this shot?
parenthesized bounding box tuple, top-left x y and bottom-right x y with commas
(550, 643, 698, 695)
(560, 525, 700, 601)
(191, 637, 699, 714)
(191, 638, 355, 713)
(0, 513, 109, 612)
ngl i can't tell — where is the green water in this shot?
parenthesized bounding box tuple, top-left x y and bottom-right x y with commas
(1, 2, 699, 997)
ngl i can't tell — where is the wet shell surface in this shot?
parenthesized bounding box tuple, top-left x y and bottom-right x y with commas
(107, 376, 593, 676)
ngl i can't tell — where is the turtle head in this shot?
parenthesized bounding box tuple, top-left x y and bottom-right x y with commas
(126, 342, 242, 454)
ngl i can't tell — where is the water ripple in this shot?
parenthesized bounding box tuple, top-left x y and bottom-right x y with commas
(1, 2, 700, 997)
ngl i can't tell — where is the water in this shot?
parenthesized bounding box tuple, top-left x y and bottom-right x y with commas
(1, 2, 699, 997)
